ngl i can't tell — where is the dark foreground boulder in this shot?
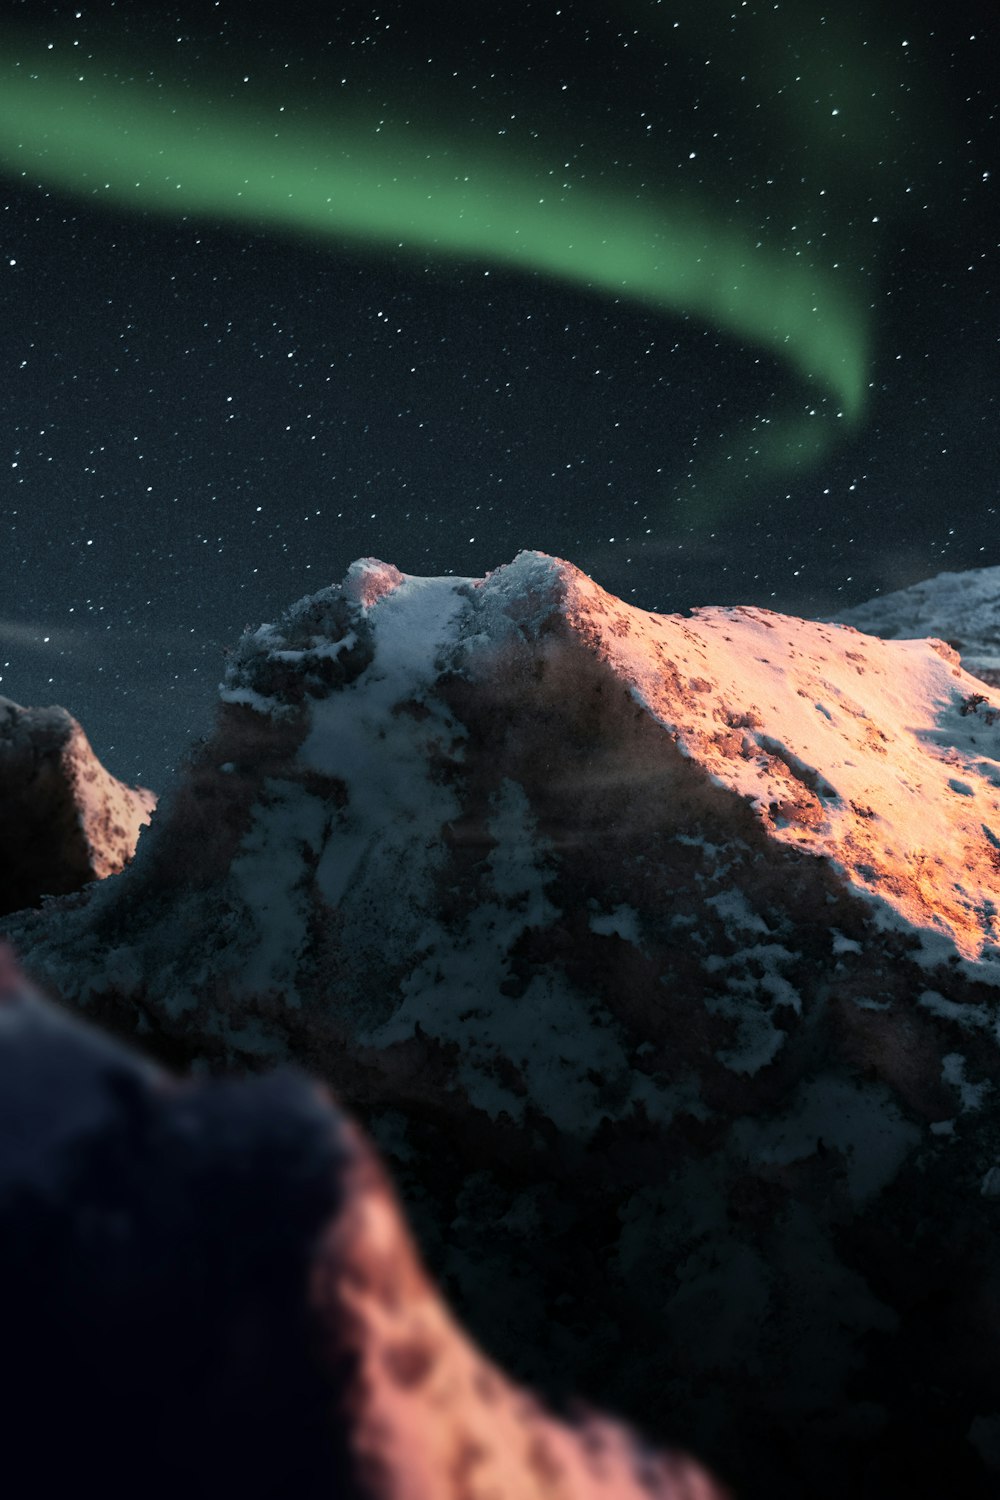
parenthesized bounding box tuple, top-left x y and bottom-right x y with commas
(0, 943, 722, 1500)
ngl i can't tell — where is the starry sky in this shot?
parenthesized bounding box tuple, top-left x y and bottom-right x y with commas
(0, 0, 995, 791)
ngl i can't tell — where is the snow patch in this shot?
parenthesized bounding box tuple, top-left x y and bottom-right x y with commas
(588, 904, 645, 945)
(734, 1076, 922, 1205)
(229, 781, 330, 998)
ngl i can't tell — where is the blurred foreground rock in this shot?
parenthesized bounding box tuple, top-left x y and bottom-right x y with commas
(0, 943, 723, 1500)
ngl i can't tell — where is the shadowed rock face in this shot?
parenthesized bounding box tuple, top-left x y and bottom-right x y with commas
(0, 697, 155, 917)
(0, 943, 722, 1500)
(6, 552, 1000, 1498)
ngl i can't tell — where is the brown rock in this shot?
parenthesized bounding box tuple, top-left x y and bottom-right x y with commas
(0, 696, 155, 916)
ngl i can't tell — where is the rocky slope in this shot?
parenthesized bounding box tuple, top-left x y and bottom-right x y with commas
(0, 941, 720, 1500)
(831, 563, 1000, 686)
(0, 695, 155, 916)
(5, 552, 1000, 1498)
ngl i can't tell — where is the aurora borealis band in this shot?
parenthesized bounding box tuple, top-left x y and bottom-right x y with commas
(0, 18, 875, 482)
(0, 0, 994, 791)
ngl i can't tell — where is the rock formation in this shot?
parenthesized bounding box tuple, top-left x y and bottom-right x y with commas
(0, 942, 721, 1500)
(0, 695, 155, 917)
(6, 552, 1000, 1497)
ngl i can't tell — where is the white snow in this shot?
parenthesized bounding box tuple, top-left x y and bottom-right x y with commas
(918, 988, 993, 1034)
(733, 1075, 922, 1206)
(303, 572, 468, 913)
(941, 1051, 992, 1113)
(539, 562, 1000, 967)
(831, 564, 1000, 682)
(358, 788, 657, 1131)
(228, 780, 330, 999)
(588, 904, 645, 945)
(348, 762, 676, 1130)
(980, 1168, 1000, 1197)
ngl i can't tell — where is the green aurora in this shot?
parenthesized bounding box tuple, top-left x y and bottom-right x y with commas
(0, 18, 923, 511)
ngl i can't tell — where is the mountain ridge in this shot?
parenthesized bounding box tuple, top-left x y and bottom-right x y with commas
(5, 550, 1000, 1498)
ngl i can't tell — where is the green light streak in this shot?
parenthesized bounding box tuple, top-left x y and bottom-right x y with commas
(674, 405, 847, 529)
(0, 40, 869, 442)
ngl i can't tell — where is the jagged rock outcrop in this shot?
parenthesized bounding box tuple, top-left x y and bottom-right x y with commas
(0, 942, 721, 1500)
(6, 552, 1000, 1498)
(832, 564, 1000, 686)
(0, 696, 155, 916)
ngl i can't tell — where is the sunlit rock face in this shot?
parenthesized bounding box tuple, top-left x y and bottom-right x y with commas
(0, 696, 155, 917)
(832, 563, 1000, 687)
(6, 552, 1000, 1498)
(0, 943, 720, 1500)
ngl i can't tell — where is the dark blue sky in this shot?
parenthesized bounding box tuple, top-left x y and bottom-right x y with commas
(0, 0, 995, 790)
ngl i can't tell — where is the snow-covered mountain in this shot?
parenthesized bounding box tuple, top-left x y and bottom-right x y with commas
(0, 943, 719, 1500)
(6, 551, 1000, 1498)
(831, 563, 1000, 686)
(0, 695, 156, 917)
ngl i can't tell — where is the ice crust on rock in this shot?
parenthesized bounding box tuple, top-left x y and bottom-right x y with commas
(7, 551, 1000, 1499)
(0, 695, 155, 917)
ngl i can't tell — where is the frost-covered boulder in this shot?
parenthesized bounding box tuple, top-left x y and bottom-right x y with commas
(831, 563, 1000, 686)
(0, 695, 155, 916)
(6, 551, 1000, 1498)
(0, 942, 719, 1500)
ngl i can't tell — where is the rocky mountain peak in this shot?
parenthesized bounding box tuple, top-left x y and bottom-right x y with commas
(0, 695, 155, 916)
(5, 553, 1000, 1497)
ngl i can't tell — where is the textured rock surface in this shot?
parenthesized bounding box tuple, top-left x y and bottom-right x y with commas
(0, 695, 155, 917)
(831, 564, 1000, 687)
(0, 942, 719, 1500)
(6, 552, 1000, 1497)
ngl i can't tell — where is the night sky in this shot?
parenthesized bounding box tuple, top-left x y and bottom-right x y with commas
(0, 0, 995, 791)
